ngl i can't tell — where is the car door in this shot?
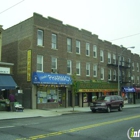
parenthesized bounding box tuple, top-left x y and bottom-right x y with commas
(110, 96, 117, 109)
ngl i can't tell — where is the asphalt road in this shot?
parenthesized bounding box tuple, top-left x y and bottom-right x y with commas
(0, 107, 140, 140)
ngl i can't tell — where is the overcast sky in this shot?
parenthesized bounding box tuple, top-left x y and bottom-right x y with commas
(0, 0, 140, 54)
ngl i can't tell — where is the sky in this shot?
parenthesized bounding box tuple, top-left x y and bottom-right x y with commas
(0, 0, 140, 54)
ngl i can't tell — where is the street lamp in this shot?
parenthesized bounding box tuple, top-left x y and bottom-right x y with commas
(117, 46, 135, 95)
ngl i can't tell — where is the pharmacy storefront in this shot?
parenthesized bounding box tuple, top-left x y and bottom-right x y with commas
(32, 72, 72, 109)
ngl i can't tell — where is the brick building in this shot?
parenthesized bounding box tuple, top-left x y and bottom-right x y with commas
(2, 13, 140, 109)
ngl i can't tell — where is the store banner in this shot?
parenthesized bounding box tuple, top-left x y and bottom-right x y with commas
(123, 87, 135, 93)
(32, 72, 72, 85)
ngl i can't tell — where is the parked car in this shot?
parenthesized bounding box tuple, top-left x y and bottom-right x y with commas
(90, 95, 124, 113)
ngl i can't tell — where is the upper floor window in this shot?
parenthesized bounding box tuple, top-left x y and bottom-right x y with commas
(113, 54, 116, 64)
(52, 34, 57, 49)
(122, 56, 125, 66)
(108, 69, 111, 80)
(137, 76, 139, 84)
(128, 58, 131, 67)
(37, 55, 43, 72)
(113, 70, 116, 81)
(100, 50, 104, 62)
(108, 53, 111, 64)
(76, 61, 80, 75)
(76, 40, 80, 54)
(132, 62, 135, 71)
(51, 57, 57, 71)
(93, 64, 97, 77)
(67, 60, 72, 75)
(93, 45, 97, 58)
(86, 63, 90, 76)
(37, 29, 43, 46)
(86, 43, 90, 56)
(137, 63, 139, 72)
(100, 67, 104, 80)
(132, 75, 135, 84)
(67, 38, 72, 52)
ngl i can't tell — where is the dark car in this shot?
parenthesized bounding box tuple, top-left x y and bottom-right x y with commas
(90, 95, 124, 113)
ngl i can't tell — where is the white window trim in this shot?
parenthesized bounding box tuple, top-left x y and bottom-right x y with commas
(37, 55, 43, 72)
(86, 63, 90, 76)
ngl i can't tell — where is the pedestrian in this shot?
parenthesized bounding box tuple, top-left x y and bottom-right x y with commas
(9, 91, 15, 111)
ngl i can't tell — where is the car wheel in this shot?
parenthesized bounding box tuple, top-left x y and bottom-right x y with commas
(118, 105, 123, 111)
(107, 106, 111, 113)
(92, 109, 96, 113)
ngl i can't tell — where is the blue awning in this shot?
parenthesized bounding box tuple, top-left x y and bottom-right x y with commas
(122, 87, 135, 93)
(32, 72, 72, 85)
(0, 75, 18, 90)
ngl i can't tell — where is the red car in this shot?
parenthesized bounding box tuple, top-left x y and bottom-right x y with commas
(90, 95, 124, 113)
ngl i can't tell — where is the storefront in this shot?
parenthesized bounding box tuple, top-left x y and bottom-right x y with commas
(32, 72, 72, 109)
(0, 74, 18, 111)
(122, 87, 135, 104)
(76, 81, 118, 107)
(134, 87, 140, 104)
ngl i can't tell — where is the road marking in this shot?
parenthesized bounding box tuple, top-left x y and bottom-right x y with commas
(0, 126, 15, 129)
(16, 114, 140, 140)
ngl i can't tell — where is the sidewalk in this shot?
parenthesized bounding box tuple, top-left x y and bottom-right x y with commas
(0, 104, 140, 120)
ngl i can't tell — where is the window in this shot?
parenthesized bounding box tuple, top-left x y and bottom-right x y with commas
(100, 50, 104, 62)
(137, 76, 139, 84)
(76, 40, 80, 54)
(37, 55, 43, 72)
(67, 38, 72, 52)
(122, 56, 125, 66)
(51, 57, 57, 71)
(108, 69, 111, 80)
(108, 53, 111, 64)
(76, 61, 80, 75)
(86, 43, 90, 56)
(93, 64, 97, 77)
(93, 45, 97, 58)
(113, 70, 116, 81)
(86, 63, 90, 76)
(113, 54, 116, 64)
(128, 72, 131, 82)
(137, 63, 139, 72)
(100, 67, 104, 80)
(37, 29, 43, 46)
(132, 62, 135, 71)
(132, 75, 135, 84)
(128, 58, 131, 67)
(67, 60, 72, 74)
(52, 34, 57, 49)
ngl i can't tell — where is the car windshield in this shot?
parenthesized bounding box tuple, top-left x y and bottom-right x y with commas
(97, 96, 110, 101)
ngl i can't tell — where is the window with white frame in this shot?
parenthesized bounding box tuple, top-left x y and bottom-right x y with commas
(100, 67, 104, 80)
(93, 45, 97, 58)
(67, 38, 72, 52)
(113, 70, 116, 81)
(128, 58, 131, 67)
(86, 43, 90, 56)
(76, 40, 80, 54)
(67, 60, 72, 74)
(51, 57, 57, 71)
(37, 29, 43, 46)
(93, 64, 97, 77)
(137, 76, 139, 84)
(132, 62, 135, 71)
(52, 34, 57, 49)
(122, 71, 125, 81)
(76, 61, 80, 75)
(100, 50, 104, 62)
(108, 53, 111, 64)
(137, 63, 139, 72)
(86, 63, 90, 76)
(37, 55, 43, 72)
(128, 71, 131, 82)
(108, 69, 111, 80)
(113, 54, 116, 64)
(132, 75, 135, 84)
(122, 56, 125, 66)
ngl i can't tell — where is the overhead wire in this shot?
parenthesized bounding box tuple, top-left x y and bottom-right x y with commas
(0, 0, 25, 15)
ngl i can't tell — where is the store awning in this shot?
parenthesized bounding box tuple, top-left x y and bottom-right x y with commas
(135, 88, 140, 93)
(32, 72, 72, 85)
(0, 75, 18, 90)
(122, 87, 135, 93)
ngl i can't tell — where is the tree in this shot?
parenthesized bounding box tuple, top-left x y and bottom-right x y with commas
(71, 74, 78, 111)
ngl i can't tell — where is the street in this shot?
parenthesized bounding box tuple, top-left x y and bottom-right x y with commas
(0, 107, 140, 140)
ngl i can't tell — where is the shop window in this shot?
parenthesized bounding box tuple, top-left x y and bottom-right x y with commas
(83, 93, 88, 103)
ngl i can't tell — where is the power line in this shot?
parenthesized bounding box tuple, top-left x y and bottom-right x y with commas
(0, 0, 25, 15)
(110, 32, 140, 41)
